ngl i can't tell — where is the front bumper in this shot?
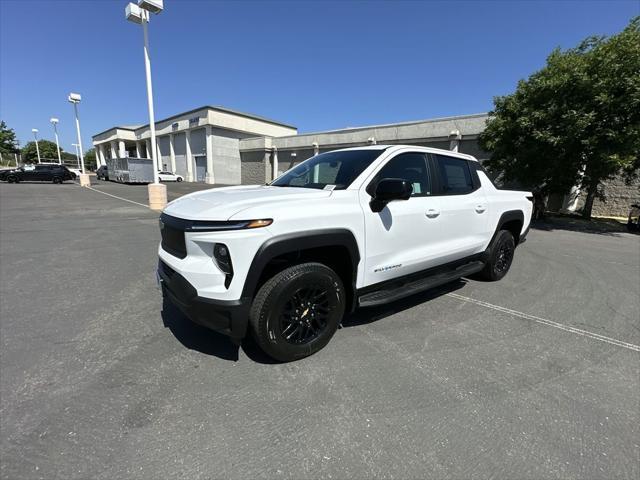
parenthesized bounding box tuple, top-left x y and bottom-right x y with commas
(157, 260, 250, 340)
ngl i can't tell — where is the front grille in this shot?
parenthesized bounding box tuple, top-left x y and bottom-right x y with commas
(160, 217, 187, 259)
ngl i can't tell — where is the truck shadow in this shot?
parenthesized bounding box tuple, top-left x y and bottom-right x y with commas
(161, 280, 468, 364)
(160, 297, 280, 363)
(342, 279, 467, 328)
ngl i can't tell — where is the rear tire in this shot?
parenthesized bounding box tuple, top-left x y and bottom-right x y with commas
(249, 262, 345, 362)
(478, 230, 515, 281)
(177, 177, 183, 182)
(7, 176, 17, 183)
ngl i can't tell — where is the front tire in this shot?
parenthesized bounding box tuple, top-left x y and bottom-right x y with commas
(478, 230, 515, 281)
(52, 177, 62, 184)
(249, 262, 345, 362)
(177, 177, 183, 182)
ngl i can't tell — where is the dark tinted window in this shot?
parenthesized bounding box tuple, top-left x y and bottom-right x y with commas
(35, 165, 52, 171)
(372, 152, 431, 197)
(435, 155, 474, 194)
(271, 149, 384, 190)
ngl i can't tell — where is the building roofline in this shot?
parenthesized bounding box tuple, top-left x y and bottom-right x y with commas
(92, 106, 297, 140)
(267, 112, 489, 141)
(132, 105, 297, 132)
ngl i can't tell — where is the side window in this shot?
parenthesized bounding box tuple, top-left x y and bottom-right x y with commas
(435, 155, 474, 194)
(372, 153, 431, 197)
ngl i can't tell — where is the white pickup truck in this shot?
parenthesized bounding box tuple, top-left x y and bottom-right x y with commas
(157, 145, 532, 361)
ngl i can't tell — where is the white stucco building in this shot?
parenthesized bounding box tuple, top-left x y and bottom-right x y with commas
(91, 106, 297, 184)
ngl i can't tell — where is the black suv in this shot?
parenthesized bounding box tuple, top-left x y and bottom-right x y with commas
(1, 164, 75, 184)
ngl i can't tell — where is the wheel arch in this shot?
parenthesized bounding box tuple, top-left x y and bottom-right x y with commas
(489, 210, 525, 247)
(242, 229, 361, 311)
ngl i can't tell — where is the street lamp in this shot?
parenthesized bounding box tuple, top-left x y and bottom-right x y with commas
(126, 0, 167, 211)
(72, 143, 80, 169)
(68, 92, 90, 186)
(31, 128, 41, 163)
(50, 118, 62, 164)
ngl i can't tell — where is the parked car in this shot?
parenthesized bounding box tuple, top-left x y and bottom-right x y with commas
(1, 164, 75, 184)
(157, 145, 533, 362)
(96, 165, 109, 181)
(628, 203, 640, 232)
(158, 171, 183, 182)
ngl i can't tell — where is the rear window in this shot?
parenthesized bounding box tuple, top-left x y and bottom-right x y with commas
(434, 155, 474, 194)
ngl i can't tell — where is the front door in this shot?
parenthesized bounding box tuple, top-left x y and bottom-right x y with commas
(359, 151, 446, 287)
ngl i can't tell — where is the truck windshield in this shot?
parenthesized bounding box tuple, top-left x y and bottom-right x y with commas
(271, 149, 385, 190)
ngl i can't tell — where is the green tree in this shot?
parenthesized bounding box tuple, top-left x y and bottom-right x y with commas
(21, 140, 61, 163)
(84, 148, 97, 171)
(480, 17, 640, 219)
(0, 121, 19, 159)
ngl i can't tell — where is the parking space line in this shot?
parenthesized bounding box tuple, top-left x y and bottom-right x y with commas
(77, 183, 150, 209)
(446, 292, 640, 352)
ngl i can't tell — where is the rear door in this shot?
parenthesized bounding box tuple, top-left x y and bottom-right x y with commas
(34, 165, 52, 181)
(430, 154, 490, 259)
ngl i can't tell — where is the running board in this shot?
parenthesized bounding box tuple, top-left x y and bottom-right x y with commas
(358, 260, 485, 308)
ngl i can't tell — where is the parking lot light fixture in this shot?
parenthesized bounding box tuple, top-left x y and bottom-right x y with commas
(125, 0, 167, 210)
(68, 93, 90, 186)
(50, 118, 62, 164)
(31, 128, 41, 163)
(72, 143, 80, 169)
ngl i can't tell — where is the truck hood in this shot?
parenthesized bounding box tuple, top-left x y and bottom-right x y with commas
(163, 185, 333, 220)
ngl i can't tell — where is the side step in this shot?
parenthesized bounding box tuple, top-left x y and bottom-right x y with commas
(358, 260, 485, 308)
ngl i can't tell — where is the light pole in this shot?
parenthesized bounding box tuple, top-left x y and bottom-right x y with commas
(68, 92, 90, 186)
(31, 129, 41, 163)
(126, 0, 167, 211)
(72, 143, 80, 169)
(50, 118, 62, 164)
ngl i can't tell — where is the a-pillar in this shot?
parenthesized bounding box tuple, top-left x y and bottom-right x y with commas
(118, 140, 126, 159)
(185, 130, 194, 182)
(205, 125, 215, 184)
(449, 130, 461, 152)
(169, 134, 176, 173)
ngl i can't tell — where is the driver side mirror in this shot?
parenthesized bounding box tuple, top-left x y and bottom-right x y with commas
(370, 178, 412, 212)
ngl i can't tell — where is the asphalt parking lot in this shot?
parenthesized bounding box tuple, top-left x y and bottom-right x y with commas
(1, 181, 638, 479)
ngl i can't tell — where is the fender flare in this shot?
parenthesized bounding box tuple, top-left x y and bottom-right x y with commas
(486, 210, 525, 251)
(241, 228, 361, 301)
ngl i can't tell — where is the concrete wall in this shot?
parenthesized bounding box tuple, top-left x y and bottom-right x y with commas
(211, 133, 241, 185)
(240, 150, 269, 185)
(575, 173, 640, 218)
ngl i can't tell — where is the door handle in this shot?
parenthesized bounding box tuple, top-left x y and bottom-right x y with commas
(426, 209, 440, 218)
(475, 205, 487, 214)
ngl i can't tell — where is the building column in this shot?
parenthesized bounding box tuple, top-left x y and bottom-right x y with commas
(118, 140, 126, 159)
(449, 129, 461, 152)
(169, 134, 176, 173)
(135, 141, 142, 158)
(312, 142, 319, 156)
(205, 125, 215, 184)
(109, 141, 117, 159)
(99, 145, 106, 165)
(272, 146, 278, 181)
(145, 139, 152, 159)
(185, 130, 194, 182)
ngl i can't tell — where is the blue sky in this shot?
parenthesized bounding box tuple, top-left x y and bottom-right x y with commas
(0, 0, 637, 153)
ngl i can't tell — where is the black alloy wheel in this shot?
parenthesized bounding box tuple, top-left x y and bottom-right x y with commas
(250, 262, 345, 362)
(280, 285, 331, 345)
(478, 229, 515, 281)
